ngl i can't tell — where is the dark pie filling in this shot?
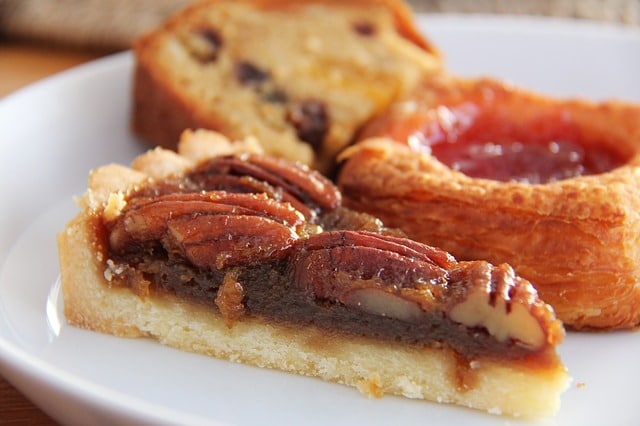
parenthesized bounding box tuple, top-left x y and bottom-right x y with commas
(106, 249, 551, 365)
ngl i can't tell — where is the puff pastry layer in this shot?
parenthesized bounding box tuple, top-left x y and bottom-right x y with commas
(339, 76, 640, 330)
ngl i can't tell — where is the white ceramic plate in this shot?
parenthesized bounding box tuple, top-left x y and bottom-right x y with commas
(1, 15, 639, 426)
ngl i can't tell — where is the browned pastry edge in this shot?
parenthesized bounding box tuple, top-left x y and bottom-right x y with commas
(338, 110, 640, 330)
(57, 130, 570, 419)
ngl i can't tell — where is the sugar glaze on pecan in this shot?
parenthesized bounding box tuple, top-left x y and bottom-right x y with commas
(101, 153, 564, 364)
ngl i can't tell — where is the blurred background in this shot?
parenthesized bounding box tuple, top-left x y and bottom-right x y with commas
(1, 0, 638, 98)
(1, 0, 639, 51)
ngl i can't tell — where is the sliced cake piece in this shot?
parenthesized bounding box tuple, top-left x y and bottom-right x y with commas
(131, 0, 442, 172)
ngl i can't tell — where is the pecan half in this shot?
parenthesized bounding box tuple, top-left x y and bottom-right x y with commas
(447, 262, 563, 350)
(166, 214, 298, 269)
(188, 154, 341, 219)
(107, 191, 304, 269)
(289, 230, 563, 352)
(290, 231, 454, 318)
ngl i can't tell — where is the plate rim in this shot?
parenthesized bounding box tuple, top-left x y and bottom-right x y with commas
(1, 13, 639, 425)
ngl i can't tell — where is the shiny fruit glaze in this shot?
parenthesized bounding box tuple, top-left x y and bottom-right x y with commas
(360, 88, 626, 184)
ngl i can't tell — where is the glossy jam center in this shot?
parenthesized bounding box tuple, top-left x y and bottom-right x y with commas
(430, 138, 618, 184)
(379, 103, 626, 184)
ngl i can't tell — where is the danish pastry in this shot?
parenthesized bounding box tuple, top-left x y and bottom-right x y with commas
(58, 130, 569, 418)
(131, 0, 442, 172)
(338, 75, 640, 330)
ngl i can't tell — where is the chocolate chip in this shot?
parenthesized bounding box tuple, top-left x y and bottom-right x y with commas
(235, 61, 270, 86)
(199, 29, 223, 50)
(233, 61, 287, 103)
(353, 21, 377, 36)
(262, 88, 288, 104)
(191, 28, 223, 63)
(287, 100, 329, 151)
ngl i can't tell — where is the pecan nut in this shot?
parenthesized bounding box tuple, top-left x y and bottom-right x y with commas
(107, 191, 305, 269)
(447, 262, 563, 350)
(289, 230, 563, 351)
(188, 154, 341, 219)
(289, 230, 454, 317)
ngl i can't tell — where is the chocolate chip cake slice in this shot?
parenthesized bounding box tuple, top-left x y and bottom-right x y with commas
(131, 0, 442, 172)
(58, 130, 570, 419)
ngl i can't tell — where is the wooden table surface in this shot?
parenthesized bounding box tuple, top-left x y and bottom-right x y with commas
(0, 39, 112, 426)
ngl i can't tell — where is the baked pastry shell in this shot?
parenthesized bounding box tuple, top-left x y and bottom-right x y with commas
(339, 77, 640, 330)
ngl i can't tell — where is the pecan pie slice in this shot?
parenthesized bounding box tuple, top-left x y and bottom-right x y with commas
(58, 130, 569, 419)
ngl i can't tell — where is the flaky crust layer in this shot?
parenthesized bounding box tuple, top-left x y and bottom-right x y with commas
(58, 130, 569, 419)
(131, 0, 442, 172)
(338, 77, 640, 330)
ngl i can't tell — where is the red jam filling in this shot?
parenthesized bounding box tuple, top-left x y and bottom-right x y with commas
(365, 101, 626, 184)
